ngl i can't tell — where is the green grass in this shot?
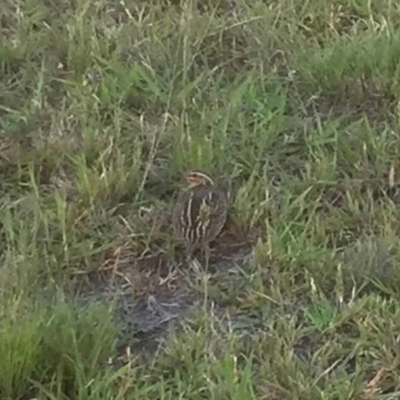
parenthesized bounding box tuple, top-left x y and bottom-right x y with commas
(2, 0, 400, 398)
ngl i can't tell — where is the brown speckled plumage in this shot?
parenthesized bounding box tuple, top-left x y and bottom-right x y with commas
(172, 171, 228, 262)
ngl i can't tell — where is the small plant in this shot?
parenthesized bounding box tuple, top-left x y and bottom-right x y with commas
(302, 299, 339, 332)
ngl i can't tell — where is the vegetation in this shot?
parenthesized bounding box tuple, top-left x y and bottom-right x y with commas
(2, 0, 400, 398)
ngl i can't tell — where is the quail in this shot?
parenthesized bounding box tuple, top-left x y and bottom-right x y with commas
(172, 171, 228, 267)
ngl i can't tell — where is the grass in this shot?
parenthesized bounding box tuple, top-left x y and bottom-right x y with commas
(2, 0, 400, 398)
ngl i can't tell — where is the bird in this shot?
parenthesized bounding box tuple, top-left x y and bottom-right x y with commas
(172, 171, 228, 268)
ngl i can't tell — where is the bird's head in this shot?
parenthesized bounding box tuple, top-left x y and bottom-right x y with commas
(185, 171, 214, 188)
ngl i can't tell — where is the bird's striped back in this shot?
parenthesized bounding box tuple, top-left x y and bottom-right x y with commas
(173, 185, 227, 247)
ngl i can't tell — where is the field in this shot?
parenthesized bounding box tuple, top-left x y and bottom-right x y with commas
(2, 0, 400, 398)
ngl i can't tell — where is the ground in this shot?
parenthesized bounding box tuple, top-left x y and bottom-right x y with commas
(1, 0, 400, 398)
